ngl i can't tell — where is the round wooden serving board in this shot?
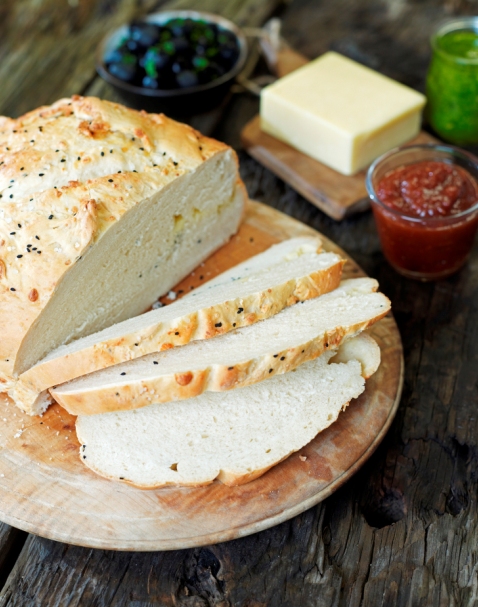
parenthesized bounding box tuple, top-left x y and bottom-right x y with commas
(0, 201, 403, 551)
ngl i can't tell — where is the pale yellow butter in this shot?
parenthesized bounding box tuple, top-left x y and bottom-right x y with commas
(260, 52, 426, 176)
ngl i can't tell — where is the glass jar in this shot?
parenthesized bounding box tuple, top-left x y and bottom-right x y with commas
(426, 17, 478, 145)
(366, 144, 478, 281)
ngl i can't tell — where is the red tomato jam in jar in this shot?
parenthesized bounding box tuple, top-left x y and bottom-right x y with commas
(366, 145, 478, 280)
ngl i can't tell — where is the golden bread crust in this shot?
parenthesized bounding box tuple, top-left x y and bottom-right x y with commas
(50, 304, 388, 416)
(0, 96, 236, 391)
(18, 259, 344, 396)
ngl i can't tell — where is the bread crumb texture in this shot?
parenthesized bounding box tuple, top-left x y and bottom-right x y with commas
(76, 340, 373, 488)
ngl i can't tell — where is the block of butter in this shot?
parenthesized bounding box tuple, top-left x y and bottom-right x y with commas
(260, 52, 426, 176)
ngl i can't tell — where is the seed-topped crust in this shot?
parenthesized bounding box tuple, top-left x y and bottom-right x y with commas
(0, 95, 224, 200)
(0, 96, 236, 393)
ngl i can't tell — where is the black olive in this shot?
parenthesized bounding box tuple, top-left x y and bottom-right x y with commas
(159, 28, 172, 42)
(206, 46, 219, 59)
(173, 37, 189, 54)
(219, 42, 239, 62)
(142, 48, 169, 71)
(142, 75, 159, 89)
(172, 59, 188, 74)
(108, 62, 136, 82)
(126, 39, 141, 53)
(170, 20, 185, 37)
(104, 49, 124, 64)
(218, 31, 236, 46)
(176, 70, 199, 88)
(161, 39, 176, 56)
(130, 22, 160, 47)
(192, 55, 209, 70)
(181, 19, 195, 35)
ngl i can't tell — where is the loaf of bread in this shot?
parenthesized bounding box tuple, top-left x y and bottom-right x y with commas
(15, 237, 343, 413)
(51, 278, 390, 415)
(0, 96, 246, 413)
(76, 333, 379, 488)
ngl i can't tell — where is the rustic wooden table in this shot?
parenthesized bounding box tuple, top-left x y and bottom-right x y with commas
(1, 0, 478, 605)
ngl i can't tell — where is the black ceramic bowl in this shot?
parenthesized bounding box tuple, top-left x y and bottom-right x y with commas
(96, 10, 248, 116)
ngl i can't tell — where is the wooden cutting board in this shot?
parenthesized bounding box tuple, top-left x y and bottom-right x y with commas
(242, 117, 439, 220)
(0, 201, 403, 551)
(240, 47, 438, 220)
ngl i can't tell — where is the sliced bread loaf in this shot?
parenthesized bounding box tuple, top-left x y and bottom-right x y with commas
(76, 334, 379, 488)
(51, 278, 390, 415)
(0, 96, 246, 413)
(15, 237, 343, 414)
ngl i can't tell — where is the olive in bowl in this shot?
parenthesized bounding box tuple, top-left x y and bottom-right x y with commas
(96, 11, 247, 116)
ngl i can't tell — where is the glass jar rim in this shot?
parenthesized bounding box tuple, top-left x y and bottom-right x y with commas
(366, 144, 478, 224)
(431, 17, 478, 66)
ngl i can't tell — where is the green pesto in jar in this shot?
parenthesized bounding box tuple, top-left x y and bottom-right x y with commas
(426, 22, 478, 145)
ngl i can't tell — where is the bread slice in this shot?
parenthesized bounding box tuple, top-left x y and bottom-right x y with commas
(180, 235, 324, 295)
(0, 97, 245, 413)
(330, 332, 380, 379)
(75, 334, 379, 488)
(51, 278, 390, 415)
(14, 237, 343, 414)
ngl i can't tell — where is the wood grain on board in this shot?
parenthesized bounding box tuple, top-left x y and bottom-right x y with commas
(241, 116, 440, 220)
(239, 44, 439, 221)
(0, 201, 402, 551)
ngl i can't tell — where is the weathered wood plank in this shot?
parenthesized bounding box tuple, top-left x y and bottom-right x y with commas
(0, 0, 141, 118)
(0, 525, 26, 592)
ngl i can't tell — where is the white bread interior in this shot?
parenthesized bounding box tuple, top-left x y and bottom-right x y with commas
(15, 237, 343, 414)
(51, 278, 390, 416)
(75, 333, 379, 488)
(17, 151, 243, 375)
